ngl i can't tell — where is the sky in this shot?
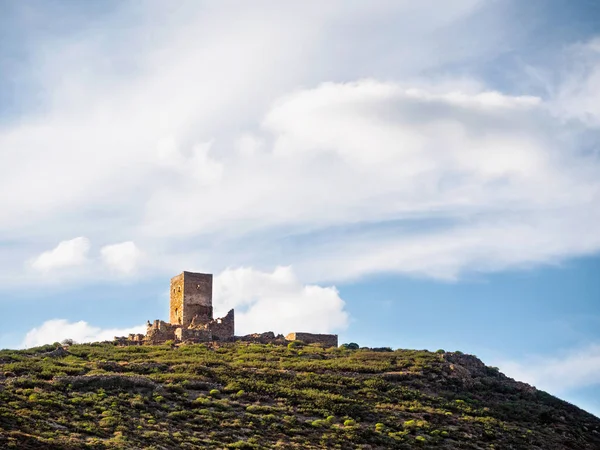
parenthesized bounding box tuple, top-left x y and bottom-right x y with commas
(0, 0, 599, 416)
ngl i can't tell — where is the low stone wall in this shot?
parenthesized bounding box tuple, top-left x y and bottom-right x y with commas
(129, 334, 145, 343)
(114, 337, 143, 346)
(145, 320, 177, 344)
(285, 332, 338, 348)
(236, 332, 287, 344)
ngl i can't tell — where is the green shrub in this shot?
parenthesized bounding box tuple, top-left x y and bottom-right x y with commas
(209, 389, 220, 397)
(227, 441, 258, 449)
(340, 343, 359, 350)
(403, 419, 429, 429)
(246, 404, 276, 414)
(99, 416, 119, 428)
(311, 419, 329, 427)
(344, 419, 356, 427)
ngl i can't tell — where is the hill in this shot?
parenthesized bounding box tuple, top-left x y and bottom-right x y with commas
(0, 341, 598, 449)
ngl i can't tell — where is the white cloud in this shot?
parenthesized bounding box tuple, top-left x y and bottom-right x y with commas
(0, 3, 599, 288)
(100, 241, 142, 275)
(22, 319, 146, 348)
(496, 344, 600, 395)
(12, 78, 600, 284)
(214, 266, 349, 335)
(30, 237, 91, 272)
(236, 134, 265, 157)
(552, 38, 600, 127)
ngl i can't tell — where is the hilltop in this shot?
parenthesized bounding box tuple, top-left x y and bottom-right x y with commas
(0, 341, 599, 449)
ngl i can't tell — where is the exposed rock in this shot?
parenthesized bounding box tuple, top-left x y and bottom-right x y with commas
(42, 346, 69, 358)
(236, 331, 287, 344)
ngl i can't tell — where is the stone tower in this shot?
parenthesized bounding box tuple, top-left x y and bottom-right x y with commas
(170, 272, 213, 328)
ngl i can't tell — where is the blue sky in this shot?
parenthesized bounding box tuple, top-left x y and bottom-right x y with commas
(1, 0, 599, 417)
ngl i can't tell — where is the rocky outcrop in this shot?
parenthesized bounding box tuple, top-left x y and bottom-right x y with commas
(442, 352, 537, 393)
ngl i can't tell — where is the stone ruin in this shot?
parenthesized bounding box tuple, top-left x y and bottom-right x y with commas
(114, 272, 234, 345)
(285, 332, 338, 348)
(115, 271, 338, 347)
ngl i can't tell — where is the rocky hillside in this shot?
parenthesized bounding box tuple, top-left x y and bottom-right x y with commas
(0, 341, 599, 449)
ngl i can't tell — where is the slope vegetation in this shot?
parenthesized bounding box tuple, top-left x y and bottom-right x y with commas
(0, 342, 598, 449)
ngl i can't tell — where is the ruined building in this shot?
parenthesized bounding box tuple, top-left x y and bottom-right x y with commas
(115, 271, 337, 347)
(119, 272, 235, 345)
(285, 332, 338, 348)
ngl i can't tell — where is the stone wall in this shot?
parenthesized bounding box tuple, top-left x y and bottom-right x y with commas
(182, 272, 212, 328)
(145, 320, 177, 344)
(129, 334, 145, 343)
(285, 332, 338, 348)
(209, 309, 235, 341)
(169, 272, 213, 328)
(187, 305, 213, 327)
(175, 328, 212, 343)
(114, 336, 133, 346)
(169, 273, 185, 325)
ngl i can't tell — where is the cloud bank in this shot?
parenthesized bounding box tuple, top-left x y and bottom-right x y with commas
(0, 2, 598, 288)
(12, 76, 600, 286)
